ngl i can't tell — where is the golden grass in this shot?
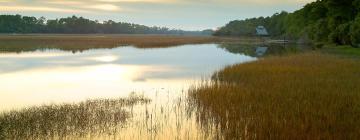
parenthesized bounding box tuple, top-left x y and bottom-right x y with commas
(0, 35, 246, 53)
(189, 53, 360, 139)
(0, 95, 150, 139)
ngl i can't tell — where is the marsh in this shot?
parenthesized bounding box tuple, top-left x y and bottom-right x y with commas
(0, 36, 274, 139)
(0, 34, 359, 139)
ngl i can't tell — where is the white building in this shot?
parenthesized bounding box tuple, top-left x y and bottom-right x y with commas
(256, 26, 269, 36)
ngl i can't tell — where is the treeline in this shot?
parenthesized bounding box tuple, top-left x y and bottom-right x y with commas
(214, 0, 360, 47)
(0, 15, 213, 35)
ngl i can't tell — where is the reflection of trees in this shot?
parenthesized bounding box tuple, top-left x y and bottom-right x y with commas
(218, 43, 257, 56)
(218, 43, 301, 57)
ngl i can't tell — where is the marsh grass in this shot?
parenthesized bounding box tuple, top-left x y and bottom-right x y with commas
(0, 35, 241, 53)
(0, 95, 150, 139)
(189, 53, 360, 139)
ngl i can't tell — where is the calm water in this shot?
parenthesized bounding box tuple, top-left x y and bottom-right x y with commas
(0, 43, 260, 139)
(0, 44, 256, 110)
(0, 43, 305, 139)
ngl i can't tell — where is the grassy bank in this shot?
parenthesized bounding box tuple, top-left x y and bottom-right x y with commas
(189, 53, 360, 139)
(0, 35, 246, 53)
(0, 95, 150, 139)
(320, 45, 360, 58)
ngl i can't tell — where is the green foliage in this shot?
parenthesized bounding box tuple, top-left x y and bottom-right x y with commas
(308, 19, 330, 42)
(214, 17, 269, 36)
(0, 15, 212, 35)
(326, 0, 357, 22)
(267, 12, 288, 36)
(355, 0, 360, 10)
(215, 0, 359, 46)
(329, 23, 352, 45)
(350, 17, 360, 47)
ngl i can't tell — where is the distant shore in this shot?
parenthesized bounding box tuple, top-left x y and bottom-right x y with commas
(0, 34, 265, 50)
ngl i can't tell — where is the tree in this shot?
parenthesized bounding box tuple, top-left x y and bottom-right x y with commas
(308, 19, 330, 42)
(214, 0, 359, 47)
(350, 17, 360, 47)
(326, 0, 356, 23)
(0, 14, 203, 35)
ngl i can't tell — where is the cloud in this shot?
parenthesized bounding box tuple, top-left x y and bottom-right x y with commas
(93, 0, 311, 5)
(0, 5, 88, 13)
(95, 0, 177, 3)
(227, 0, 313, 5)
(86, 4, 121, 11)
(175, 0, 314, 6)
(0, 1, 124, 13)
(0, 0, 314, 14)
(44, 1, 86, 5)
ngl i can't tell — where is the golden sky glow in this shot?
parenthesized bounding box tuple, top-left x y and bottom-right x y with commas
(0, 5, 88, 13)
(86, 4, 122, 11)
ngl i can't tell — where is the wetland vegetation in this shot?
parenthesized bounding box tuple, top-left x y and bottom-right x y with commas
(189, 52, 360, 139)
(0, 95, 150, 139)
(0, 34, 359, 139)
(0, 35, 244, 53)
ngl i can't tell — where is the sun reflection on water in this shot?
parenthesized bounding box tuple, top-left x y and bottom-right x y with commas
(0, 64, 185, 111)
(91, 55, 119, 62)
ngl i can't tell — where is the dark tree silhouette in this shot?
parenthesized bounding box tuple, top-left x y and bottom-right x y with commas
(0, 15, 213, 36)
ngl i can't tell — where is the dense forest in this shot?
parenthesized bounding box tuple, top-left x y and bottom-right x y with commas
(0, 15, 213, 35)
(214, 0, 360, 47)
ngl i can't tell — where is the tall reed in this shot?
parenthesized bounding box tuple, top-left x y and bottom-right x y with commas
(0, 95, 150, 139)
(189, 53, 360, 139)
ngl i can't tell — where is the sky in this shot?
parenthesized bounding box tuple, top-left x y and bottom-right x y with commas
(0, 0, 314, 30)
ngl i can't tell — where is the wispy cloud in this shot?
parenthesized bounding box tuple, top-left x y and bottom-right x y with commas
(226, 0, 313, 5)
(0, 0, 313, 13)
(0, 0, 124, 13)
(86, 4, 121, 11)
(95, 0, 178, 3)
(44, 1, 86, 5)
(176, 0, 313, 6)
(0, 5, 88, 13)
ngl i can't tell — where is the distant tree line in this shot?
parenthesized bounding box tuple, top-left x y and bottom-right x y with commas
(214, 0, 360, 47)
(0, 15, 213, 35)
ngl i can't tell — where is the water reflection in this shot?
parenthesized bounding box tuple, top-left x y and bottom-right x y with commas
(0, 44, 256, 110)
(255, 47, 268, 56)
(91, 55, 119, 62)
(218, 43, 308, 57)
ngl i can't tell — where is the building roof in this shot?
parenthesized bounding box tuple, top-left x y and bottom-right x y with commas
(256, 26, 269, 36)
